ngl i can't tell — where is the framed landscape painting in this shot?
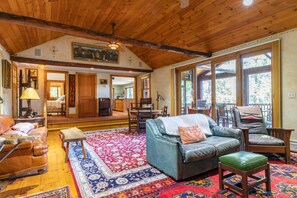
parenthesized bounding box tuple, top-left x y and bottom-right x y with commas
(72, 42, 119, 63)
(2, 59, 11, 88)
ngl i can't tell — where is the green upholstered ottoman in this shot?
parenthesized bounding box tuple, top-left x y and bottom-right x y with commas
(218, 151, 271, 198)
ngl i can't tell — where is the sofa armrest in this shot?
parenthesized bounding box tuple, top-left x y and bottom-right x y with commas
(33, 141, 48, 156)
(212, 125, 242, 140)
(146, 120, 183, 180)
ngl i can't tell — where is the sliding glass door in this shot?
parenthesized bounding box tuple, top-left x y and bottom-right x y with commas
(175, 41, 280, 126)
(179, 70, 194, 115)
(215, 59, 237, 127)
(241, 50, 272, 127)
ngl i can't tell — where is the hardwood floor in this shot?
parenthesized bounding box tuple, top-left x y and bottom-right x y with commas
(0, 131, 79, 197)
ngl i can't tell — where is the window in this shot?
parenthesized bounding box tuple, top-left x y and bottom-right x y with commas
(50, 86, 61, 98)
(125, 87, 134, 99)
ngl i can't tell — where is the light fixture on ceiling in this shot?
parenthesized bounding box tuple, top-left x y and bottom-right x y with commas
(243, 0, 254, 6)
(107, 42, 120, 50)
(107, 23, 120, 50)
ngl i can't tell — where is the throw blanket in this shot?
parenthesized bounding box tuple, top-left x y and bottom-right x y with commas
(158, 114, 212, 136)
(237, 106, 263, 122)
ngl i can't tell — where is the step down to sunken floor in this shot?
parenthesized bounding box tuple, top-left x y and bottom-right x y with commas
(47, 117, 128, 133)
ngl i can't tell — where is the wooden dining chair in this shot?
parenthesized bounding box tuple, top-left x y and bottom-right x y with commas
(137, 107, 153, 133)
(127, 108, 137, 132)
(188, 107, 198, 114)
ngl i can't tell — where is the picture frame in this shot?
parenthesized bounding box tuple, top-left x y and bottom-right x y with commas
(25, 69, 38, 90)
(2, 60, 11, 88)
(100, 79, 108, 85)
(72, 42, 119, 63)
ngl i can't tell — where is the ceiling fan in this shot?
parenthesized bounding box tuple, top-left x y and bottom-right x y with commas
(94, 23, 132, 52)
(180, 0, 189, 8)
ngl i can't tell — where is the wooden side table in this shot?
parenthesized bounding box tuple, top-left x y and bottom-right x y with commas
(60, 127, 87, 162)
(14, 117, 45, 127)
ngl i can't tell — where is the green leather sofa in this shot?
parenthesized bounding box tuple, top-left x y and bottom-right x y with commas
(146, 114, 242, 180)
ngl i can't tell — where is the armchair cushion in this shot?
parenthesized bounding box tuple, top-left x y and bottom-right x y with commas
(203, 136, 240, 156)
(233, 107, 268, 134)
(179, 142, 216, 163)
(249, 134, 284, 146)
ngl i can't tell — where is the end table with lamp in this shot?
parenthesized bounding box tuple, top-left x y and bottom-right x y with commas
(20, 87, 40, 118)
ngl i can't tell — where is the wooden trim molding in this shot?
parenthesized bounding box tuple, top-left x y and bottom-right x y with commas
(271, 40, 281, 128)
(11, 56, 153, 73)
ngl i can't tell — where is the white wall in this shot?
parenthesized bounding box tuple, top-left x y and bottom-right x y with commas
(0, 44, 12, 115)
(15, 35, 151, 70)
(281, 30, 297, 141)
(97, 73, 110, 98)
(151, 67, 172, 112)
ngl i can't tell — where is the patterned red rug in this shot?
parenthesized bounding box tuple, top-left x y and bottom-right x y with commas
(68, 128, 297, 198)
(22, 186, 70, 198)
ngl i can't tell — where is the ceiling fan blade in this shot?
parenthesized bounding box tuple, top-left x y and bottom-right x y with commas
(180, 0, 189, 8)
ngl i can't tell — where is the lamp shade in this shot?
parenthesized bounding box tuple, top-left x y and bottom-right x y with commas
(20, 88, 40, 100)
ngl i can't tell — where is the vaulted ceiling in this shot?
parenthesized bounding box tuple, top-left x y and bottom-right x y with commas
(0, 0, 297, 69)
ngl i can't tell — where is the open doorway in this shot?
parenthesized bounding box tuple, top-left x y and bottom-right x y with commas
(111, 75, 136, 115)
(46, 71, 67, 117)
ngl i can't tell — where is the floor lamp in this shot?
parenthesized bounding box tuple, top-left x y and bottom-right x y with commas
(20, 88, 40, 118)
(156, 91, 164, 110)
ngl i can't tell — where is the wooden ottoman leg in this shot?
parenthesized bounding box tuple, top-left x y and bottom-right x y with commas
(65, 142, 69, 163)
(266, 163, 271, 192)
(242, 173, 248, 198)
(81, 140, 86, 159)
(218, 162, 224, 190)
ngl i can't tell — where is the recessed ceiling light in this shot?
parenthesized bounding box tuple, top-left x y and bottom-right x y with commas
(243, 0, 253, 6)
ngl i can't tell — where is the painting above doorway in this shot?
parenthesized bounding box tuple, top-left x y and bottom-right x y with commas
(72, 42, 119, 63)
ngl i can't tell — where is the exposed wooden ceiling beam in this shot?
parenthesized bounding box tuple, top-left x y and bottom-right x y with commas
(11, 56, 153, 73)
(0, 12, 212, 57)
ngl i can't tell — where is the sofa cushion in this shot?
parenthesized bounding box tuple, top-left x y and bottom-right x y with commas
(249, 134, 284, 146)
(203, 136, 240, 156)
(178, 125, 206, 144)
(0, 115, 15, 135)
(179, 142, 216, 163)
(157, 114, 212, 136)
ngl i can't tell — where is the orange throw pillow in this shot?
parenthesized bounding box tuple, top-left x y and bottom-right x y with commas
(178, 125, 206, 144)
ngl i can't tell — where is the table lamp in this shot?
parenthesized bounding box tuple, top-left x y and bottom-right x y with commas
(20, 88, 40, 118)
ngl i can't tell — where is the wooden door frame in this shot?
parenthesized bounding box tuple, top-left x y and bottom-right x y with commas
(44, 70, 69, 117)
(110, 74, 138, 103)
(76, 72, 97, 117)
(176, 65, 196, 115)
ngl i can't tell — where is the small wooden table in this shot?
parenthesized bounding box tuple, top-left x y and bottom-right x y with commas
(60, 127, 86, 162)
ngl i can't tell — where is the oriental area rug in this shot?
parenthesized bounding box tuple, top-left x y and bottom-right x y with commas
(68, 128, 297, 198)
(22, 186, 70, 198)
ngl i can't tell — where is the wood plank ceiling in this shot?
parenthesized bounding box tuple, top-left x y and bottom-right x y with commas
(0, 0, 297, 69)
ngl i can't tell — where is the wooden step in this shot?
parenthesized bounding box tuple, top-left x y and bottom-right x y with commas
(47, 118, 128, 133)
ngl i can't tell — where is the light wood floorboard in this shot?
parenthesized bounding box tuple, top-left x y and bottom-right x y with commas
(0, 131, 79, 197)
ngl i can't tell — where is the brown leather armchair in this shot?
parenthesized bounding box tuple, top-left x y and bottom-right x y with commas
(0, 115, 48, 179)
